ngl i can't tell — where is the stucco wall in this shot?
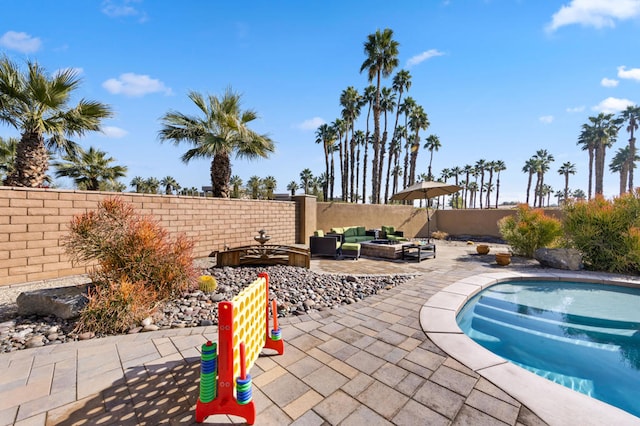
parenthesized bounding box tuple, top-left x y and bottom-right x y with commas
(0, 187, 296, 286)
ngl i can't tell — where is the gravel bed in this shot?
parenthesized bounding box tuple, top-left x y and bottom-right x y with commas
(0, 265, 416, 353)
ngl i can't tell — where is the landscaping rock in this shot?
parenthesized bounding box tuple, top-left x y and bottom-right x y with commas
(534, 248, 583, 271)
(16, 285, 90, 320)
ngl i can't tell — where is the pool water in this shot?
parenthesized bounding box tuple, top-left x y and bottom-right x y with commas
(456, 280, 640, 418)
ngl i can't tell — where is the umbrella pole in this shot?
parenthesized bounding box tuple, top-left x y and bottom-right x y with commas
(427, 207, 431, 243)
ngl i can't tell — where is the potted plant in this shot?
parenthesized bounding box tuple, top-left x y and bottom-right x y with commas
(476, 244, 490, 255)
(495, 252, 512, 266)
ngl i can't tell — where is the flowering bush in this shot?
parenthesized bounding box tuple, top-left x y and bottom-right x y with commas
(498, 204, 562, 257)
(64, 197, 197, 334)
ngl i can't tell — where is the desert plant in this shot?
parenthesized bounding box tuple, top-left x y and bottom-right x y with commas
(64, 197, 197, 333)
(431, 230, 449, 240)
(563, 190, 640, 274)
(498, 204, 562, 257)
(198, 275, 218, 293)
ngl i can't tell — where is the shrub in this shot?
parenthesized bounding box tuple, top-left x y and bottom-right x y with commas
(64, 197, 197, 333)
(431, 230, 449, 240)
(498, 204, 562, 257)
(562, 191, 640, 274)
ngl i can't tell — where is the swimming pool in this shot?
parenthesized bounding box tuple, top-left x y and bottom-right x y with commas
(456, 280, 640, 418)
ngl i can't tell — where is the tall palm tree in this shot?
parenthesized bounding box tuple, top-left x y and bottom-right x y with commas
(331, 118, 347, 201)
(144, 177, 160, 194)
(339, 86, 361, 202)
(582, 113, 622, 196)
(400, 97, 417, 189)
(0, 136, 19, 183)
(557, 162, 576, 202)
(408, 105, 429, 185)
(160, 176, 180, 195)
(475, 159, 486, 209)
(0, 56, 113, 187)
(462, 164, 473, 208)
(467, 181, 479, 209)
(493, 160, 506, 208)
(353, 130, 365, 202)
(609, 147, 630, 196)
(522, 158, 537, 205)
(379, 86, 396, 203)
(229, 175, 243, 198)
(53, 146, 126, 191)
(360, 28, 399, 204)
(532, 150, 554, 208)
(620, 105, 640, 192)
(286, 180, 298, 197)
(300, 168, 313, 194)
(576, 124, 596, 200)
(424, 134, 441, 180)
(360, 85, 376, 204)
(158, 87, 274, 198)
(315, 123, 335, 201)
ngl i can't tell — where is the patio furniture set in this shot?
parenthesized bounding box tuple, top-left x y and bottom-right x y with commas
(309, 226, 435, 262)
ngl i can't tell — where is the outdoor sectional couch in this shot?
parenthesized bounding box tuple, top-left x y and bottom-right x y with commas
(329, 226, 375, 243)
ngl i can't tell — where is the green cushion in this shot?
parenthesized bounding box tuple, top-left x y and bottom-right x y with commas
(341, 242, 361, 250)
(356, 226, 366, 236)
(343, 227, 357, 237)
(314, 230, 324, 237)
(331, 227, 344, 234)
(387, 235, 408, 242)
(382, 225, 395, 236)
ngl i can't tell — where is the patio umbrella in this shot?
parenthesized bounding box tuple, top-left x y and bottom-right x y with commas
(390, 181, 463, 240)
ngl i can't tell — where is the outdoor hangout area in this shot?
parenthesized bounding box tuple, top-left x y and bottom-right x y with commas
(2, 187, 640, 425)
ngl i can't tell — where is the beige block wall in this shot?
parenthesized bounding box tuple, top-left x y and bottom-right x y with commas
(0, 187, 296, 286)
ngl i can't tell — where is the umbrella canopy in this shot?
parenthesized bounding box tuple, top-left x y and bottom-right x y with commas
(390, 181, 462, 201)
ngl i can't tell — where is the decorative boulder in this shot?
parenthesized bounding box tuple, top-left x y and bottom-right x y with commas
(534, 248, 583, 271)
(17, 284, 91, 319)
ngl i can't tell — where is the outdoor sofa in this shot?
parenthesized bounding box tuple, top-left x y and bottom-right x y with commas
(309, 230, 341, 259)
(329, 226, 376, 243)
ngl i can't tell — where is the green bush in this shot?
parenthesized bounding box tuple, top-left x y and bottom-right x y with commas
(64, 197, 197, 334)
(562, 191, 640, 274)
(498, 204, 562, 257)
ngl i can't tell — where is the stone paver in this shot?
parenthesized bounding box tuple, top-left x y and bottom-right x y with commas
(1, 243, 616, 425)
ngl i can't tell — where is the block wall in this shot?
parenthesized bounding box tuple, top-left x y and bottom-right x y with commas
(0, 187, 296, 286)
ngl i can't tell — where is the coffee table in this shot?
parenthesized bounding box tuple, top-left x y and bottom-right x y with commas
(402, 243, 436, 262)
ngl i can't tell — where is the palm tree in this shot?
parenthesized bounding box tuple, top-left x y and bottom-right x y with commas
(581, 113, 622, 196)
(475, 159, 486, 209)
(53, 146, 126, 191)
(400, 97, 417, 189)
(0, 56, 113, 187)
(144, 177, 160, 194)
(572, 188, 586, 200)
(620, 105, 640, 192)
(493, 160, 506, 208)
(532, 150, 554, 208)
(263, 175, 277, 199)
(331, 118, 347, 201)
(522, 158, 537, 205)
(424, 135, 441, 180)
(467, 181, 479, 209)
(160, 176, 180, 195)
(408, 105, 429, 185)
(229, 175, 243, 198)
(300, 168, 313, 194)
(286, 180, 298, 196)
(315, 123, 335, 201)
(379, 86, 396, 203)
(0, 136, 19, 183)
(353, 130, 365, 202)
(130, 176, 145, 193)
(462, 164, 473, 208)
(609, 146, 639, 195)
(557, 162, 576, 203)
(246, 175, 262, 199)
(360, 28, 399, 204)
(339, 86, 361, 202)
(360, 85, 376, 204)
(158, 87, 274, 198)
(576, 124, 596, 200)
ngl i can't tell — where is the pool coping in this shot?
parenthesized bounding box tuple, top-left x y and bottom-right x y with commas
(420, 270, 640, 426)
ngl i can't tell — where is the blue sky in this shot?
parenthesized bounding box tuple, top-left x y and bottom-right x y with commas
(1, 0, 639, 202)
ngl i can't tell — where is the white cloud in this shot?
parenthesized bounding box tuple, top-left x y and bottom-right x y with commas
(102, 73, 172, 97)
(546, 0, 640, 32)
(101, 0, 148, 22)
(297, 117, 325, 131)
(101, 126, 128, 138)
(617, 65, 640, 81)
(0, 31, 41, 53)
(601, 77, 619, 87)
(592, 96, 635, 113)
(407, 49, 445, 67)
(566, 106, 585, 113)
(539, 115, 554, 124)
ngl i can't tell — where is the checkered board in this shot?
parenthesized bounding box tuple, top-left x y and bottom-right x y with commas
(230, 276, 267, 380)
